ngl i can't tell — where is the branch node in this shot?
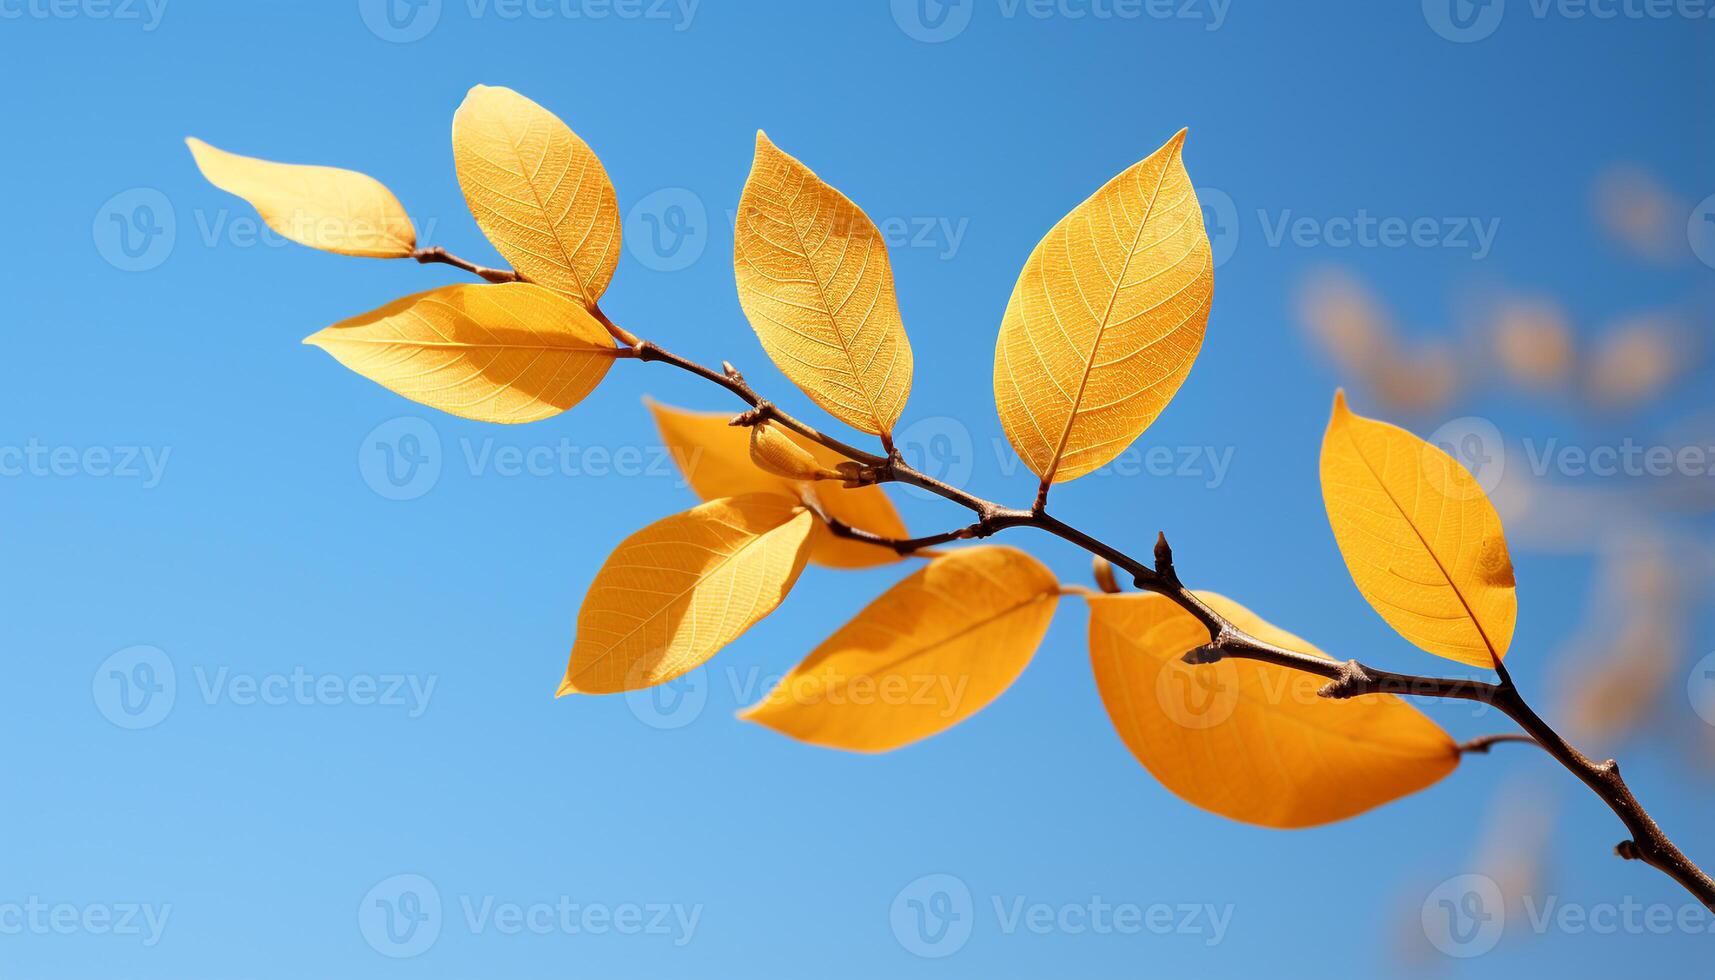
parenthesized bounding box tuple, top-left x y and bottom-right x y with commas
(1181, 643, 1224, 666)
(1616, 840, 1645, 862)
(729, 404, 772, 428)
(1318, 660, 1373, 700)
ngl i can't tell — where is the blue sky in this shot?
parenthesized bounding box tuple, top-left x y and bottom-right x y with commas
(3, 1, 1713, 976)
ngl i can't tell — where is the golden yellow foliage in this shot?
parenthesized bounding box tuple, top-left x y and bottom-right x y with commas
(648, 401, 905, 569)
(994, 130, 1212, 484)
(453, 85, 621, 309)
(304, 283, 614, 423)
(741, 546, 1059, 752)
(185, 138, 415, 257)
(1320, 391, 1516, 667)
(560, 494, 816, 695)
(733, 133, 914, 437)
(1087, 591, 1459, 828)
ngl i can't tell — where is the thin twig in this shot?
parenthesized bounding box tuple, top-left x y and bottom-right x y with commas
(416, 246, 1715, 910)
(412, 246, 521, 283)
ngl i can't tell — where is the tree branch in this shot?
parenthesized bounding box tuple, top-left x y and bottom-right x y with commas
(412, 246, 521, 284)
(416, 249, 1715, 911)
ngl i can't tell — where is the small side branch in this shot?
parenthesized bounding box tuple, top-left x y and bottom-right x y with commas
(412, 246, 521, 284)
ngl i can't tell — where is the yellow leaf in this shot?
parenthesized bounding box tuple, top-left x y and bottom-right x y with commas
(1320, 391, 1517, 667)
(749, 422, 844, 482)
(648, 401, 906, 569)
(560, 494, 816, 695)
(1087, 591, 1459, 828)
(994, 130, 1213, 484)
(304, 283, 614, 424)
(452, 85, 621, 309)
(185, 137, 416, 257)
(733, 133, 914, 437)
(741, 546, 1059, 752)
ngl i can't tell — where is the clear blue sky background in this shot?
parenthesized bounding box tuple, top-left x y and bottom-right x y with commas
(4, 1, 1713, 976)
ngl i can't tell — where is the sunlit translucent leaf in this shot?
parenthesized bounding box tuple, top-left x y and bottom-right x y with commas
(560, 494, 816, 695)
(453, 85, 620, 309)
(994, 130, 1212, 484)
(1320, 391, 1517, 667)
(1087, 591, 1459, 828)
(304, 283, 614, 424)
(649, 401, 905, 569)
(733, 133, 913, 437)
(741, 546, 1059, 752)
(186, 137, 415, 257)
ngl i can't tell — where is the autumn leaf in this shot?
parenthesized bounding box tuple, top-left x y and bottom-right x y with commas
(733, 133, 914, 437)
(304, 283, 614, 424)
(453, 85, 621, 310)
(649, 401, 906, 569)
(741, 546, 1059, 752)
(994, 130, 1213, 484)
(561, 494, 816, 695)
(1087, 591, 1459, 828)
(1320, 391, 1517, 667)
(186, 137, 416, 257)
